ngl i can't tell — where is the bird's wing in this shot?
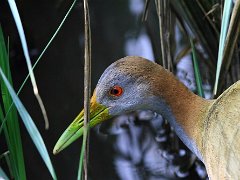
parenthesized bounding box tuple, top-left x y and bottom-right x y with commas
(201, 81, 240, 179)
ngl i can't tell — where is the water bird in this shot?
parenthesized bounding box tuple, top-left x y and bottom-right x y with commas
(53, 56, 240, 179)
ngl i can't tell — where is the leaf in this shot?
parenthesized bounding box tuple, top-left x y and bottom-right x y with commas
(218, 0, 240, 92)
(6, 0, 37, 90)
(7, 0, 49, 129)
(0, 68, 57, 180)
(0, 167, 9, 180)
(0, 26, 26, 180)
(213, 0, 233, 94)
(190, 38, 204, 98)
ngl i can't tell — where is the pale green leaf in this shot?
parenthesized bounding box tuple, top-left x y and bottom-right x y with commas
(0, 167, 9, 180)
(0, 68, 57, 180)
(214, 0, 233, 94)
(7, 0, 37, 90)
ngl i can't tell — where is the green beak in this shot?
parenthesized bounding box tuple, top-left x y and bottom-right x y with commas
(53, 91, 111, 154)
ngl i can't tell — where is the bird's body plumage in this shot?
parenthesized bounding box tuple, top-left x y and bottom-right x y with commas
(54, 56, 240, 179)
(200, 81, 240, 179)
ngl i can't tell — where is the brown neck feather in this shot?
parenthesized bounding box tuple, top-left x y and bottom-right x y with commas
(147, 63, 213, 155)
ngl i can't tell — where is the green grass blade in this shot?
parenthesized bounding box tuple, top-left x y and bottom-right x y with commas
(0, 68, 57, 180)
(0, 167, 9, 180)
(77, 130, 88, 180)
(0, 26, 26, 180)
(190, 38, 204, 98)
(220, 0, 240, 86)
(7, 0, 49, 129)
(7, 0, 38, 92)
(213, 0, 233, 94)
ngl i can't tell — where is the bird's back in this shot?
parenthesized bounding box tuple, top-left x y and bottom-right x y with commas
(200, 80, 240, 179)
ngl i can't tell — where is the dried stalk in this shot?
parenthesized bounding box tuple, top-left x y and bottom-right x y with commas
(155, 0, 172, 70)
(156, 0, 167, 68)
(83, 0, 91, 179)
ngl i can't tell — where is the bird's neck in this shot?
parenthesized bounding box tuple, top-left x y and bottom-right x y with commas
(148, 66, 212, 159)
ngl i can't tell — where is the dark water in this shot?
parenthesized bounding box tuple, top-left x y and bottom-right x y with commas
(0, 0, 208, 179)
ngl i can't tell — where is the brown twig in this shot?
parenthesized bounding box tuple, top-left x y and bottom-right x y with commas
(83, 0, 91, 179)
(155, 0, 172, 70)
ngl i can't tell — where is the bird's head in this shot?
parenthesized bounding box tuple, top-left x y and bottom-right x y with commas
(53, 56, 159, 154)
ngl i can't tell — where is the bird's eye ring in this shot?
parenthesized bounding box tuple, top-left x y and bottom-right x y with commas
(109, 86, 123, 97)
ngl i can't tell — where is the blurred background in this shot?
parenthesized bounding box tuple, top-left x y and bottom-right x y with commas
(0, 0, 239, 179)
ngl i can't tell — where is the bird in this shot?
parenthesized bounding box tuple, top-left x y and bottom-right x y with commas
(53, 56, 240, 179)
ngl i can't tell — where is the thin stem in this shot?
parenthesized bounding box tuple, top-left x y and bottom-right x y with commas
(78, 0, 91, 179)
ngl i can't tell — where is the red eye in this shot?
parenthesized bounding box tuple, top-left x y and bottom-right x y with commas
(109, 86, 123, 97)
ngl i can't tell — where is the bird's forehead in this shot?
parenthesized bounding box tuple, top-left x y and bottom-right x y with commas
(98, 57, 154, 85)
(98, 62, 133, 85)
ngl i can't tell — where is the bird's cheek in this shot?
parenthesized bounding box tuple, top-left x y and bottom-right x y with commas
(108, 105, 123, 116)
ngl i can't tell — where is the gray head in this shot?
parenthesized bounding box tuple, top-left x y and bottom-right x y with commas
(95, 56, 161, 116)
